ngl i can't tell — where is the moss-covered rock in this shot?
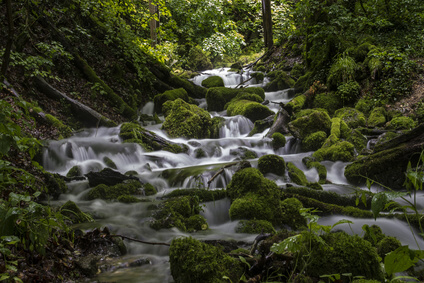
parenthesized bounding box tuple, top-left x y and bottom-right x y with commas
(169, 237, 243, 283)
(355, 97, 374, 116)
(303, 159, 327, 184)
(264, 70, 296, 91)
(302, 131, 327, 152)
(164, 188, 227, 202)
(258, 154, 286, 176)
(347, 129, 368, 153)
(117, 195, 141, 203)
(86, 179, 142, 200)
(60, 200, 93, 224)
(386, 116, 416, 130)
(271, 132, 286, 149)
(120, 122, 187, 153)
(45, 114, 73, 138)
(249, 116, 274, 136)
(376, 236, 402, 259)
(226, 167, 279, 200)
(229, 193, 280, 223)
(162, 99, 223, 139)
(235, 219, 276, 234)
(373, 131, 401, 152)
(280, 198, 306, 230)
(169, 75, 207, 99)
(201, 76, 225, 88)
(250, 72, 265, 83)
(103, 156, 117, 169)
(154, 88, 191, 113)
(301, 232, 384, 281)
(206, 87, 264, 112)
(143, 183, 157, 196)
(186, 45, 213, 71)
(150, 196, 207, 232)
(229, 147, 258, 160)
(334, 107, 366, 128)
(288, 110, 332, 140)
(285, 94, 306, 114)
(66, 165, 83, 178)
(313, 141, 355, 162)
(287, 162, 308, 186)
(226, 100, 274, 123)
(312, 92, 343, 115)
(367, 107, 387, 127)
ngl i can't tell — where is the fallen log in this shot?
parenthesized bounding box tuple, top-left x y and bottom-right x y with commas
(265, 108, 290, 138)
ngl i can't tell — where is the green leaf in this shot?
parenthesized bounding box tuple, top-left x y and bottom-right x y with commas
(331, 219, 353, 230)
(384, 246, 421, 276)
(371, 192, 388, 220)
(270, 234, 302, 254)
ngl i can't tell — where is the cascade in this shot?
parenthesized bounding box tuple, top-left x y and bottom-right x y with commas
(42, 68, 424, 282)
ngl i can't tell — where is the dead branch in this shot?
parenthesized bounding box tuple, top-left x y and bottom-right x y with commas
(207, 161, 240, 188)
(112, 234, 170, 246)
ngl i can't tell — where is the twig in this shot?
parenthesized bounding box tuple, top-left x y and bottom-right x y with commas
(112, 234, 170, 246)
(235, 77, 253, 88)
(243, 52, 267, 69)
(207, 162, 239, 188)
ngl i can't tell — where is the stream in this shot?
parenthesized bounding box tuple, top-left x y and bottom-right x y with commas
(42, 68, 424, 282)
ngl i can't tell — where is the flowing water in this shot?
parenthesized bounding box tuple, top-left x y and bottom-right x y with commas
(42, 67, 424, 282)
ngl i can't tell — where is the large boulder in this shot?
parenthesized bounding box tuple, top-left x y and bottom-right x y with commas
(226, 100, 274, 123)
(206, 87, 264, 112)
(201, 76, 224, 88)
(288, 110, 332, 140)
(334, 107, 366, 128)
(162, 99, 224, 139)
(153, 88, 192, 113)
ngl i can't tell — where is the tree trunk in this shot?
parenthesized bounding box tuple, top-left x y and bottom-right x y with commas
(1, 0, 14, 79)
(261, 0, 273, 49)
(149, 0, 159, 47)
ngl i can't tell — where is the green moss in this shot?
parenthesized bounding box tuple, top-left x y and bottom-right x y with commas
(103, 156, 117, 169)
(290, 63, 304, 79)
(363, 224, 386, 246)
(235, 219, 276, 234)
(162, 99, 217, 139)
(303, 160, 327, 184)
(186, 45, 213, 71)
(229, 193, 279, 223)
(169, 75, 207, 99)
(264, 70, 296, 91)
(313, 141, 355, 162)
(287, 162, 308, 186)
(169, 237, 243, 283)
(386, 116, 416, 130)
(164, 188, 227, 202)
(227, 167, 279, 200)
(120, 122, 186, 153)
(376, 236, 401, 259)
(367, 107, 387, 127)
(347, 129, 368, 153)
(335, 107, 367, 128)
(60, 200, 93, 224)
(250, 72, 265, 83)
(312, 92, 343, 115)
(294, 71, 312, 91)
(258, 154, 286, 176)
(285, 94, 306, 114)
(301, 232, 384, 281)
(373, 131, 401, 152)
(231, 92, 263, 103)
(355, 98, 374, 117)
(154, 88, 190, 113)
(226, 100, 274, 122)
(66, 165, 83, 178)
(331, 118, 341, 138)
(45, 114, 73, 138)
(230, 147, 258, 160)
(302, 131, 327, 152)
(288, 110, 332, 140)
(281, 198, 306, 230)
(271, 132, 286, 149)
(86, 179, 142, 200)
(201, 76, 225, 88)
(206, 87, 263, 112)
(150, 196, 206, 232)
(117, 195, 141, 203)
(143, 183, 157, 196)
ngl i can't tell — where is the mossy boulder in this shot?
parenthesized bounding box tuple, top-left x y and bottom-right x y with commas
(143, 183, 157, 196)
(60, 200, 93, 224)
(386, 116, 416, 130)
(271, 132, 286, 149)
(258, 154, 286, 176)
(229, 147, 258, 160)
(86, 179, 142, 200)
(103, 156, 117, 169)
(313, 92, 343, 115)
(119, 122, 187, 153)
(373, 132, 401, 152)
(169, 237, 243, 283)
(250, 72, 265, 83)
(280, 198, 306, 230)
(303, 159, 327, 184)
(301, 232, 384, 281)
(335, 107, 366, 128)
(169, 75, 207, 99)
(355, 97, 374, 116)
(367, 107, 387, 127)
(226, 167, 279, 200)
(164, 188, 227, 202)
(249, 115, 274, 136)
(264, 70, 296, 91)
(206, 87, 264, 112)
(302, 131, 327, 152)
(376, 236, 402, 259)
(287, 162, 308, 186)
(66, 165, 83, 178)
(154, 88, 191, 113)
(201, 76, 225, 88)
(150, 196, 208, 232)
(229, 193, 281, 224)
(313, 141, 355, 162)
(162, 99, 224, 139)
(288, 110, 332, 140)
(235, 219, 276, 234)
(117, 195, 142, 203)
(285, 94, 306, 115)
(226, 100, 274, 122)
(347, 129, 368, 153)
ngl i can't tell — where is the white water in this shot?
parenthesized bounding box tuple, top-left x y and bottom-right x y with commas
(42, 68, 424, 282)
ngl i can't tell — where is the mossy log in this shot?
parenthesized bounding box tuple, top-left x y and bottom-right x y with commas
(34, 76, 116, 127)
(265, 108, 290, 137)
(345, 123, 424, 189)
